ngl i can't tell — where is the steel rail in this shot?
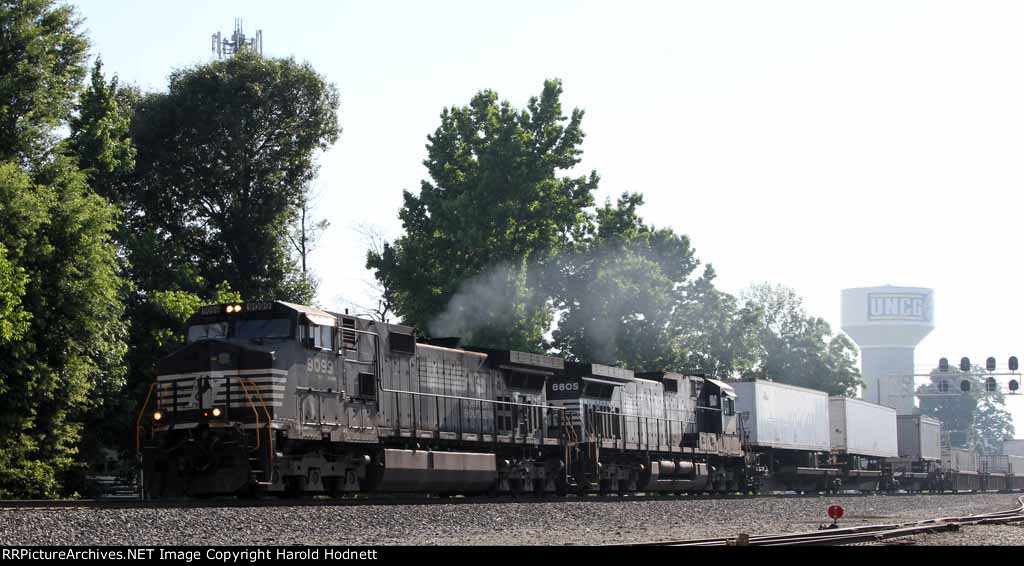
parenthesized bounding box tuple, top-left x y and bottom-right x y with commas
(621, 494, 1024, 546)
(1, 492, 1021, 513)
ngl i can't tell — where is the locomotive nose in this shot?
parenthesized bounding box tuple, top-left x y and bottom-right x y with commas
(158, 339, 275, 375)
(156, 340, 278, 416)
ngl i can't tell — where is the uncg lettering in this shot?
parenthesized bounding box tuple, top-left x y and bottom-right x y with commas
(868, 295, 926, 320)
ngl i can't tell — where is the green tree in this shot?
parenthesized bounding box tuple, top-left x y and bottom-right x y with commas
(675, 270, 761, 378)
(740, 283, 861, 396)
(127, 51, 340, 304)
(0, 1, 131, 497)
(550, 193, 759, 375)
(0, 159, 127, 498)
(0, 0, 89, 165)
(68, 57, 137, 201)
(551, 193, 695, 368)
(0, 243, 30, 343)
(367, 80, 597, 349)
(919, 366, 1015, 454)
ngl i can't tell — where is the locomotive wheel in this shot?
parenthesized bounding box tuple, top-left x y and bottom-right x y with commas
(532, 479, 546, 496)
(325, 476, 344, 498)
(284, 476, 307, 498)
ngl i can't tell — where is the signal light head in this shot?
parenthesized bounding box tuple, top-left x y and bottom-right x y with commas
(961, 380, 972, 393)
(1010, 357, 1019, 372)
(960, 357, 971, 372)
(939, 357, 949, 372)
(153, 411, 163, 421)
(212, 407, 222, 417)
(986, 377, 997, 393)
(1010, 380, 1020, 394)
(987, 357, 997, 372)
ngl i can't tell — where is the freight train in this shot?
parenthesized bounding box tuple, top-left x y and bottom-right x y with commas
(138, 301, 1024, 497)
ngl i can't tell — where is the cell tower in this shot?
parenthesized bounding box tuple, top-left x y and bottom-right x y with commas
(211, 19, 263, 58)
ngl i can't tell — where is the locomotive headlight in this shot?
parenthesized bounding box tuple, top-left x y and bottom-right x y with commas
(212, 407, 222, 417)
(153, 411, 163, 421)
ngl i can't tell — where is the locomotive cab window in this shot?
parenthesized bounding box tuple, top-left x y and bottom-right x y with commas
(723, 397, 735, 417)
(236, 318, 292, 341)
(187, 322, 228, 343)
(664, 378, 678, 393)
(302, 324, 334, 351)
(503, 371, 545, 391)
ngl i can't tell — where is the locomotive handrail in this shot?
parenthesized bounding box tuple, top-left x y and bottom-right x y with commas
(235, 379, 264, 451)
(377, 386, 571, 412)
(352, 323, 570, 413)
(134, 382, 157, 456)
(590, 409, 696, 431)
(239, 378, 274, 485)
(585, 409, 701, 452)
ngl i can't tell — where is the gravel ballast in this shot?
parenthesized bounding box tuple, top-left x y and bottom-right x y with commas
(0, 494, 1019, 546)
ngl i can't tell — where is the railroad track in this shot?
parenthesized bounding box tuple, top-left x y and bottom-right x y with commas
(1, 490, 1020, 511)
(620, 495, 1024, 546)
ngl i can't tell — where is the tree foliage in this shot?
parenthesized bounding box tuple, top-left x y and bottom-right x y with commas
(0, 243, 30, 343)
(740, 283, 861, 396)
(0, 159, 127, 498)
(0, 0, 129, 498)
(368, 80, 597, 349)
(0, 0, 89, 165)
(127, 51, 340, 304)
(68, 57, 137, 198)
(552, 193, 694, 368)
(550, 193, 761, 374)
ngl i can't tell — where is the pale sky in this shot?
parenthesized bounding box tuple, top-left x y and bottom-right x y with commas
(74, 0, 1023, 432)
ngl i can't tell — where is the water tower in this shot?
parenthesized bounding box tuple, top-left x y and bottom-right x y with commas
(841, 286, 934, 415)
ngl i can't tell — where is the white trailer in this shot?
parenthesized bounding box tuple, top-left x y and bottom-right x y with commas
(828, 397, 898, 459)
(942, 447, 978, 472)
(1004, 439, 1024, 458)
(733, 380, 830, 452)
(981, 454, 1024, 474)
(896, 415, 941, 462)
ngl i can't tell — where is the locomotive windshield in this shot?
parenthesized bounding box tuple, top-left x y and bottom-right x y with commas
(186, 318, 293, 343)
(237, 319, 292, 340)
(187, 322, 228, 343)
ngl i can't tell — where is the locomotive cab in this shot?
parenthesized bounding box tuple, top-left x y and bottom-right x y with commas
(551, 363, 635, 443)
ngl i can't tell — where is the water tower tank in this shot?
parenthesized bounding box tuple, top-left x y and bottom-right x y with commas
(841, 286, 934, 415)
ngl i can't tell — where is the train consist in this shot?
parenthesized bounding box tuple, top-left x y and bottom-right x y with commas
(139, 301, 1024, 497)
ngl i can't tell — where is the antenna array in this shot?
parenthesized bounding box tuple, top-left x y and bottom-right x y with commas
(211, 18, 263, 58)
